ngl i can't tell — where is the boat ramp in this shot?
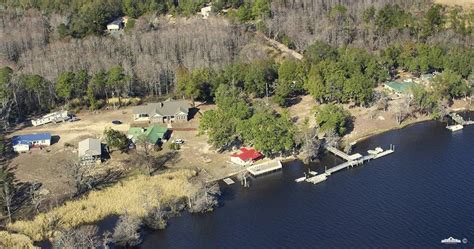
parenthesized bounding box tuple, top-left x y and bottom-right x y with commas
(304, 145, 395, 184)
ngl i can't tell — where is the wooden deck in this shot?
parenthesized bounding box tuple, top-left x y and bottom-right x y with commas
(306, 146, 395, 185)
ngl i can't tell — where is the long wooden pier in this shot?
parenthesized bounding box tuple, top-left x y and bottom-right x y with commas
(305, 145, 395, 184)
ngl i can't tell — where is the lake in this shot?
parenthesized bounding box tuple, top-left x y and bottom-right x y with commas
(141, 115, 474, 248)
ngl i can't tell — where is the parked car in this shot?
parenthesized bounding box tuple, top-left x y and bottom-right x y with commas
(68, 116, 79, 122)
(112, 120, 122, 125)
(172, 139, 184, 144)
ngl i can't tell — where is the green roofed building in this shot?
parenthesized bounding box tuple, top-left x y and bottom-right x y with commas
(128, 125, 168, 145)
(383, 81, 416, 94)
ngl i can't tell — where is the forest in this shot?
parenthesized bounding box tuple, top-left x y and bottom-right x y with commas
(0, 1, 473, 246)
(0, 0, 473, 129)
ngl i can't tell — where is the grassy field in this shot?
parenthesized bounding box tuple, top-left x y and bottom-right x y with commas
(6, 170, 197, 242)
(434, 0, 474, 8)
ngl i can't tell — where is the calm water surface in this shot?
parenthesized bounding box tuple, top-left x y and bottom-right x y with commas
(141, 115, 474, 248)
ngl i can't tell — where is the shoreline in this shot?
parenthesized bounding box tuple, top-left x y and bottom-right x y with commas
(208, 108, 474, 184)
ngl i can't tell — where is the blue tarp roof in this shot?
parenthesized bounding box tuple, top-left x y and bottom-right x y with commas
(12, 133, 51, 145)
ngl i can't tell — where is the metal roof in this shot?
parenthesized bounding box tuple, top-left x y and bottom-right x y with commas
(78, 138, 101, 157)
(128, 125, 168, 144)
(12, 133, 51, 145)
(133, 100, 189, 117)
(384, 81, 416, 93)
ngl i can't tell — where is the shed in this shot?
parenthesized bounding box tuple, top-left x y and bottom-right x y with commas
(231, 148, 263, 166)
(78, 138, 102, 164)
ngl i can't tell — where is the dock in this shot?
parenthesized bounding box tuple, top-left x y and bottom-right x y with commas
(305, 145, 395, 184)
(223, 178, 235, 185)
(247, 159, 283, 177)
(306, 174, 327, 184)
(327, 146, 362, 161)
(448, 113, 474, 126)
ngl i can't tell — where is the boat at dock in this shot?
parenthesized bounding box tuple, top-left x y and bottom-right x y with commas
(446, 124, 463, 131)
(306, 174, 327, 184)
(295, 176, 306, 182)
(368, 147, 384, 155)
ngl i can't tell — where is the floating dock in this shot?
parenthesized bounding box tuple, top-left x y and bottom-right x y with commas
(223, 178, 235, 185)
(247, 159, 282, 177)
(305, 145, 395, 184)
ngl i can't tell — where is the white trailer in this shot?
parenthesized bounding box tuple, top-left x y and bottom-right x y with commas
(32, 111, 70, 126)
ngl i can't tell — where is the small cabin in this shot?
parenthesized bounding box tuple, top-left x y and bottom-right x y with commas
(78, 138, 102, 165)
(230, 148, 263, 166)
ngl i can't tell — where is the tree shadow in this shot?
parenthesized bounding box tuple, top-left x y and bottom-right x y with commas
(154, 151, 181, 173)
(92, 170, 125, 190)
(187, 107, 200, 121)
(285, 96, 302, 107)
(345, 115, 355, 135)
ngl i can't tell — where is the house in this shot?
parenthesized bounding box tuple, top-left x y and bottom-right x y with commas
(12, 133, 51, 152)
(128, 125, 168, 145)
(32, 110, 69, 126)
(78, 138, 102, 164)
(230, 148, 263, 166)
(107, 16, 129, 31)
(383, 81, 416, 95)
(132, 99, 189, 123)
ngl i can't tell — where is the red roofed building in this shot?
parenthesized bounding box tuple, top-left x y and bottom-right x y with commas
(230, 147, 263, 166)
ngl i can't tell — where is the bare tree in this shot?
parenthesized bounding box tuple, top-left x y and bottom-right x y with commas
(0, 166, 15, 223)
(324, 131, 340, 149)
(67, 161, 93, 195)
(28, 181, 45, 214)
(54, 225, 100, 249)
(143, 205, 168, 230)
(375, 92, 389, 111)
(188, 182, 220, 213)
(394, 97, 412, 125)
(301, 127, 321, 164)
(112, 214, 142, 247)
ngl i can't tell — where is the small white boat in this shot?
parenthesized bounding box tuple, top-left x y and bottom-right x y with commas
(295, 176, 306, 182)
(308, 171, 318, 176)
(367, 150, 378, 155)
(368, 147, 384, 155)
(446, 124, 463, 131)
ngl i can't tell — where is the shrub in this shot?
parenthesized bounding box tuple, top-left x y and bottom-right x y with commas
(112, 215, 142, 247)
(168, 143, 180, 150)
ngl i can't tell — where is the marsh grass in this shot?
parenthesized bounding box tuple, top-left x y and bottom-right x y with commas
(0, 231, 35, 248)
(7, 170, 197, 241)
